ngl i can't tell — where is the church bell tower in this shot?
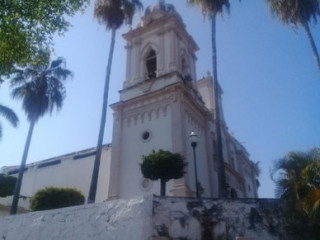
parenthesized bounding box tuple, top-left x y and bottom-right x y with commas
(107, 1, 216, 199)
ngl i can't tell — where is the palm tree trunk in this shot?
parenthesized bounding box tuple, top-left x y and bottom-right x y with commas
(211, 12, 227, 198)
(160, 179, 166, 197)
(10, 120, 35, 214)
(302, 22, 320, 77)
(87, 27, 117, 203)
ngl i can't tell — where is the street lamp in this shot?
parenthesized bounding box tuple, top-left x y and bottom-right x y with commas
(189, 131, 199, 198)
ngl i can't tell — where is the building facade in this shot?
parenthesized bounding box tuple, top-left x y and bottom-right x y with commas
(107, 2, 258, 199)
(0, 2, 258, 212)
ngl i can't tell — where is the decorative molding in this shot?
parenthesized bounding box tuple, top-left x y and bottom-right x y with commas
(133, 37, 142, 45)
(156, 27, 165, 36)
(125, 43, 133, 49)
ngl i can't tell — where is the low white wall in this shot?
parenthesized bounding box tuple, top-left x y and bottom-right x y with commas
(0, 196, 153, 240)
(1, 146, 112, 211)
(0, 196, 288, 240)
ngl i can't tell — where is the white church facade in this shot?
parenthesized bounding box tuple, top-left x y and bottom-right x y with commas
(0, 2, 258, 212)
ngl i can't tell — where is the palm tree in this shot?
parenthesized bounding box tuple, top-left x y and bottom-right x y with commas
(87, 0, 142, 203)
(272, 148, 320, 239)
(187, 0, 233, 198)
(266, 0, 320, 77)
(0, 104, 19, 140)
(9, 57, 72, 215)
(300, 160, 320, 215)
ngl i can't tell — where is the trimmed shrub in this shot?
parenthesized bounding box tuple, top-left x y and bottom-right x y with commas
(30, 187, 85, 211)
(140, 149, 186, 196)
(0, 174, 17, 197)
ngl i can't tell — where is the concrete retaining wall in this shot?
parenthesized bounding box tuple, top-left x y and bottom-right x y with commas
(0, 196, 153, 240)
(0, 196, 287, 240)
(152, 197, 287, 240)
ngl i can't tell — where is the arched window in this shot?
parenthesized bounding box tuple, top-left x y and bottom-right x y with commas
(181, 55, 192, 82)
(145, 49, 157, 79)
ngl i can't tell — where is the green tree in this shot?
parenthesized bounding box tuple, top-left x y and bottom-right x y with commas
(272, 147, 320, 239)
(187, 0, 234, 198)
(9, 57, 72, 215)
(0, 103, 19, 140)
(0, 0, 88, 77)
(0, 174, 17, 197)
(266, 0, 320, 77)
(140, 149, 186, 197)
(30, 187, 85, 211)
(87, 0, 143, 204)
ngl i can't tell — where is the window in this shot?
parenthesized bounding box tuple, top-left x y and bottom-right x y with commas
(73, 151, 96, 160)
(145, 49, 157, 78)
(8, 168, 27, 175)
(142, 131, 150, 140)
(141, 130, 152, 142)
(38, 160, 61, 168)
(181, 56, 192, 82)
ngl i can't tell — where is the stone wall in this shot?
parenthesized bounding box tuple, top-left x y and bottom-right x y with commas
(152, 197, 287, 240)
(0, 195, 287, 240)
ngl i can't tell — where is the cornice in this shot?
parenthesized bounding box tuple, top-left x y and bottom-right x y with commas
(123, 14, 198, 53)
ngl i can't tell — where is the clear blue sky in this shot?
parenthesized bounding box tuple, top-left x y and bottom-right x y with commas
(0, 0, 319, 198)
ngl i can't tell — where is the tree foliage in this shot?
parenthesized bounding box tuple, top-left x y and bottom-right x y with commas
(0, 0, 88, 77)
(272, 147, 320, 239)
(30, 187, 85, 211)
(0, 174, 17, 197)
(187, 0, 230, 17)
(266, 0, 320, 76)
(140, 149, 186, 196)
(0, 103, 19, 140)
(11, 57, 72, 122)
(94, 0, 142, 29)
(266, 0, 320, 26)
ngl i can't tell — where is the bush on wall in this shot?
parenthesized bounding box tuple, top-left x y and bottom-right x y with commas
(0, 174, 17, 197)
(30, 187, 85, 211)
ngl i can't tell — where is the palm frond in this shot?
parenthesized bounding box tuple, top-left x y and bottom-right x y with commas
(23, 67, 40, 80)
(187, 0, 231, 17)
(50, 57, 64, 69)
(123, 0, 143, 25)
(10, 57, 72, 122)
(10, 69, 26, 87)
(0, 104, 19, 127)
(52, 68, 73, 80)
(273, 147, 320, 225)
(266, 0, 320, 26)
(94, 0, 125, 30)
(94, 0, 143, 29)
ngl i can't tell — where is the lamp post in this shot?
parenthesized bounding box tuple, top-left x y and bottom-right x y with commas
(189, 131, 199, 198)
